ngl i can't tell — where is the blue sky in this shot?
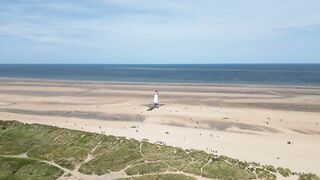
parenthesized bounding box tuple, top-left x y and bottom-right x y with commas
(0, 0, 320, 64)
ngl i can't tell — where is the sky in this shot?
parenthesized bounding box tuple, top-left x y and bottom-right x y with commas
(0, 0, 320, 64)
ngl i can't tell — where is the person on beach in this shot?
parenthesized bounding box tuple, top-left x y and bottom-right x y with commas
(154, 90, 159, 107)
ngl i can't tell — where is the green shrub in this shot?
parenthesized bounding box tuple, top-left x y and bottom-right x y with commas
(276, 167, 291, 177)
(299, 173, 320, 180)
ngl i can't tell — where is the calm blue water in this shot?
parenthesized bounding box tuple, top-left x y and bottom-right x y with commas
(0, 64, 319, 86)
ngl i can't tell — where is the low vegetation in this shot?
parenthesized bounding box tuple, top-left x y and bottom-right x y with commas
(298, 173, 320, 180)
(0, 156, 63, 180)
(125, 162, 169, 175)
(277, 167, 292, 177)
(119, 174, 196, 180)
(0, 120, 319, 180)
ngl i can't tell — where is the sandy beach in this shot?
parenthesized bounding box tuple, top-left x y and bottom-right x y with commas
(0, 79, 319, 176)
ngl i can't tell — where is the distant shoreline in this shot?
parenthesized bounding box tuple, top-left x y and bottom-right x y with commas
(0, 64, 319, 87)
(1, 77, 320, 89)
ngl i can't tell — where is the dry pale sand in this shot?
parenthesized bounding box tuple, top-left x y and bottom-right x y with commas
(0, 79, 320, 176)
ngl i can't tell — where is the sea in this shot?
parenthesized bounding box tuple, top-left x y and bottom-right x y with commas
(0, 64, 319, 86)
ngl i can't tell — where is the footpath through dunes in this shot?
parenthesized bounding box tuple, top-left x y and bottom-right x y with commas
(0, 120, 319, 180)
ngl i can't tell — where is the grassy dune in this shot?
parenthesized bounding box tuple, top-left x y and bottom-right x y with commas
(0, 156, 63, 180)
(0, 120, 319, 180)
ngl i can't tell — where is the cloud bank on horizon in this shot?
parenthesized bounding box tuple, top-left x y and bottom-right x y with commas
(0, 0, 319, 64)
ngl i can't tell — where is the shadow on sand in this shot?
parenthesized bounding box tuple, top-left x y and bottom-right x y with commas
(147, 104, 165, 111)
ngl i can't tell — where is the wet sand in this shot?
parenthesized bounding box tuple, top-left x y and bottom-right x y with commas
(0, 79, 320, 175)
